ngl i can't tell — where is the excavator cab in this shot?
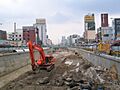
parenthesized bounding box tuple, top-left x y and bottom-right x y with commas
(27, 41, 55, 71)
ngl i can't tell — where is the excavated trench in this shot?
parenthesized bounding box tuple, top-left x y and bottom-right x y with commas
(1, 49, 120, 90)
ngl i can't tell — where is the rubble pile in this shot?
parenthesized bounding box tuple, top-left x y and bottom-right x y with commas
(1, 50, 120, 90)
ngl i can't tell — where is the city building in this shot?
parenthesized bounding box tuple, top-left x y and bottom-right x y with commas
(7, 29, 23, 41)
(33, 18, 47, 45)
(46, 39, 52, 46)
(96, 27, 102, 42)
(101, 13, 108, 27)
(23, 26, 36, 44)
(46, 35, 52, 46)
(7, 29, 23, 46)
(101, 27, 113, 43)
(0, 30, 7, 40)
(61, 36, 67, 46)
(97, 13, 114, 43)
(67, 34, 80, 46)
(112, 18, 120, 40)
(84, 14, 96, 43)
(97, 27, 113, 43)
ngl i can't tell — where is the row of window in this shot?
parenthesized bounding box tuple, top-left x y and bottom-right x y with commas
(12, 35, 21, 37)
(12, 38, 22, 41)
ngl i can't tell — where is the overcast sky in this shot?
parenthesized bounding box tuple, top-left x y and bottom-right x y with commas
(0, 0, 120, 44)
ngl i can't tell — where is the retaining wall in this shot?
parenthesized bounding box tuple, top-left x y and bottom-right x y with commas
(71, 48, 120, 75)
(0, 51, 40, 77)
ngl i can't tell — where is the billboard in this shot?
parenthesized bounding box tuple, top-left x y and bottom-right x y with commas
(84, 14, 95, 31)
(85, 15, 94, 22)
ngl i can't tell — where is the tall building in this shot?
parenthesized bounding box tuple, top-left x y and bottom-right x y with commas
(67, 34, 80, 46)
(112, 18, 120, 40)
(84, 14, 96, 43)
(23, 26, 36, 44)
(61, 36, 67, 46)
(33, 18, 47, 45)
(0, 30, 7, 40)
(101, 13, 108, 27)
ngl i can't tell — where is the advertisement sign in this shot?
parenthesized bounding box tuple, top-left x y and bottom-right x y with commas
(85, 15, 94, 22)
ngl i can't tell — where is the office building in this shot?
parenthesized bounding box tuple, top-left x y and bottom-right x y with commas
(84, 14, 96, 43)
(33, 18, 47, 45)
(23, 26, 36, 43)
(0, 30, 7, 40)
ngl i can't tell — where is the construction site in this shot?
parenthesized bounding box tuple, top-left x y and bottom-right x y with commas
(0, 45, 120, 90)
(1, 0, 120, 90)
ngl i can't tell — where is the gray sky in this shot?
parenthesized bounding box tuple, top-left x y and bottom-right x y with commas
(0, 0, 120, 44)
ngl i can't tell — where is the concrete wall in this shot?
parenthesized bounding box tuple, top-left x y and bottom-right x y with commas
(0, 51, 40, 77)
(71, 48, 120, 74)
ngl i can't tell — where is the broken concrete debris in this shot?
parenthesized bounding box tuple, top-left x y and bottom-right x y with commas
(38, 77, 49, 84)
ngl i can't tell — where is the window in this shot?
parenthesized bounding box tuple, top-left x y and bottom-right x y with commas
(103, 34, 109, 37)
(19, 35, 21, 37)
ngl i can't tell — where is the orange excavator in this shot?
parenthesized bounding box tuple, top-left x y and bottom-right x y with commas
(27, 41, 55, 71)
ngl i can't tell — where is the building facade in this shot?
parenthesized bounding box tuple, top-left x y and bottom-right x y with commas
(33, 18, 47, 45)
(84, 14, 96, 43)
(7, 29, 23, 41)
(101, 13, 108, 27)
(23, 26, 36, 44)
(101, 27, 113, 43)
(61, 36, 67, 46)
(112, 18, 120, 40)
(97, 27, 114, 43)
(46, 39, 52, 46)
(67, 34, 80, 46)
(8, 32, 23, 41)
(0, 30, 7, 40)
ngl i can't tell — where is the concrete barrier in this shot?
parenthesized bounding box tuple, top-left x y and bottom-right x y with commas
(71, 48, 120, 75)
(0, 51, 40, 77)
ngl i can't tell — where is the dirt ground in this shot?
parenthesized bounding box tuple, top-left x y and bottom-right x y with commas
(1, 49, 120, 90)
